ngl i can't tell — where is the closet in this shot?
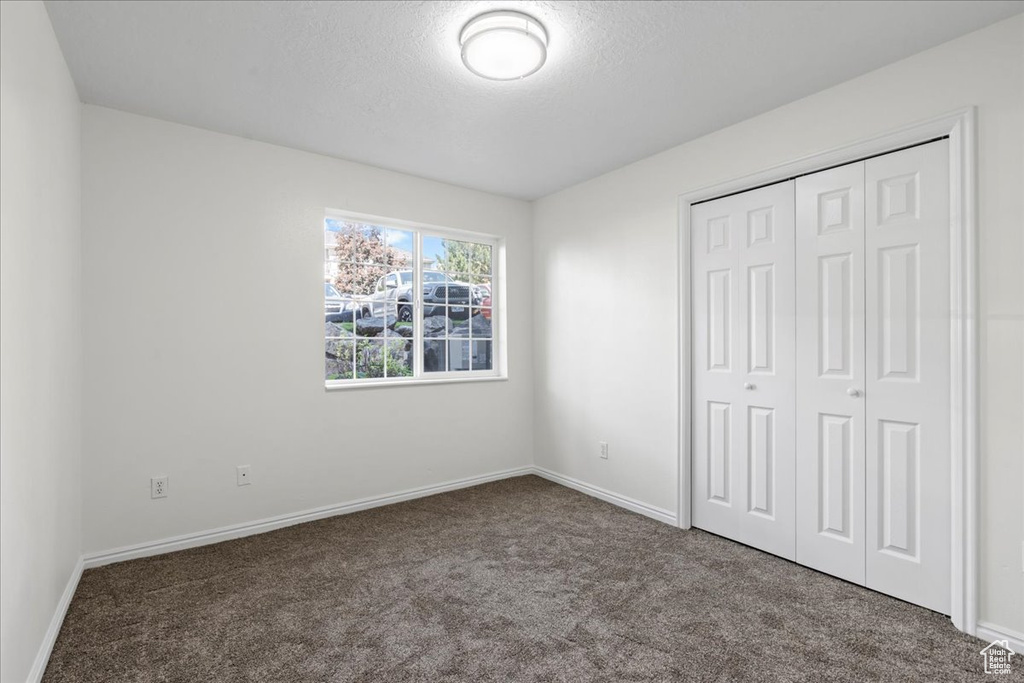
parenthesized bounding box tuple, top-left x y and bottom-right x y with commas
(691, 139, 951, 614)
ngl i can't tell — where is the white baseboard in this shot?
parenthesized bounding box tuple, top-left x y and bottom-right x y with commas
(83, 466, 533, 569)
(531, 466, 678, 526)
(83, 465, 681, 569)
(976, 621, 1024, 654)
(27, 556, 83, 683)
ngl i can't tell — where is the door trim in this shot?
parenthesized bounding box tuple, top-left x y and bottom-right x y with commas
(677, 108, 978, 635)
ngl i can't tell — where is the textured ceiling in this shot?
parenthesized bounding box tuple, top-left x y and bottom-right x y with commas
(45, 0, 1023, 199)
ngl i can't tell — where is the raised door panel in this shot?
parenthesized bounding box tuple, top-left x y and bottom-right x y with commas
(692, 181, 795, 560)
(818, 254, 854, 378)
(878, 245, 919, 380)
(707, 401, 731, 504)
(707, 270, 732, 372)
(748, 264, 774, 374)
(795, 162, 866, 585)
(878, 420, 918, 558)
(818, 413, 853, 541)
(747, 406, 774, 518)
(865, 140, 950, 614)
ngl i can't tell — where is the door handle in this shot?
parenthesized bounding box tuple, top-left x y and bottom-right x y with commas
(847, 387, 861, 398)
(744, 382, 755, 390)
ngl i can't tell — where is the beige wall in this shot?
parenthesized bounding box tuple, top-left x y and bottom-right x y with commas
(533, 15, 1024, 635)
(0, 2, 83, 680)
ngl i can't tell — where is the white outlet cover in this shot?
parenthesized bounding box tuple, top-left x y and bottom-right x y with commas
(151, 476, 167, 499)
(237, 465, 251, 486)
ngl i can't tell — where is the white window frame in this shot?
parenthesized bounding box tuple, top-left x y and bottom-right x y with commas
(324, 209, 505, 389)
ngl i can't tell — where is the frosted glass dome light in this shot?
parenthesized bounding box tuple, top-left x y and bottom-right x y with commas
(460, 11, 548, 81)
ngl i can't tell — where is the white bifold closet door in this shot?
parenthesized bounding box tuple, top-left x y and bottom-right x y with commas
(794, 161, 868, 584)
(692, 182, 796, 560)
(795, 140, 951, 613)
(863, 141, 951, 613)
(693, 139, 951, 615)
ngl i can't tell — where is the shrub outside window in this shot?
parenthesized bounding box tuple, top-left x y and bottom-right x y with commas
(324, 212, 500, 386)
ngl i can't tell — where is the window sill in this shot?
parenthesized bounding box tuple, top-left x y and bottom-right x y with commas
(325, 375, 508, 391)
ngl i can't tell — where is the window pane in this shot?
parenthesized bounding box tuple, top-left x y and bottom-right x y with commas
(385, 338, 413, 378)
(472, 340, 493, 371)
(470, 276, 492, 297)
(423, 235, 492, 277)
(386, 319, 413, 338)
(328, 221, 379, 264)
(424, 340, 446, 372)
(326, 319, 355, 339)
(469, 310, 492, 339)
(452, 308, 490, 339)
(326, 298, 365, 325)
(423, 270, 451, 284)
(450, 316, 470, 338)
(423, 308, 450, 338)
(445, 285, 472, 317)
(333, 263, 384, 299)
(448, 340, 471, 372)
(386, 228, 413, 263)
(422, 236, 446, 269)
(473, 306, 493, 329)
(393, 298, 414, 324)
(324, 219, 343, 262)
(355, 313, 391, 339)
(325, 260, 341, 283)
(355, 339, 385, 378)
(326, 338, 354, 381)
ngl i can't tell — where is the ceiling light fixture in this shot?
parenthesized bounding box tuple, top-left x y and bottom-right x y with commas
(459, 10, 548, 81)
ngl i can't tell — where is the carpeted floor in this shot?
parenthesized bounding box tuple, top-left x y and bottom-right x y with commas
(44, 476, 993, 682)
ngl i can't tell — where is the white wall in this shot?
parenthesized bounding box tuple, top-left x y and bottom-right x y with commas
(533, 15, 1024, 635)
(80, 106, 534, 554)
(0, 2, 83, 681)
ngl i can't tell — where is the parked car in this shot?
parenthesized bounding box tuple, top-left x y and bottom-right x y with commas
(366, 270, 481, 321)
(325, 282, 367, 323)
(423, 278, 484, 320)
(325, 282, 345, 315)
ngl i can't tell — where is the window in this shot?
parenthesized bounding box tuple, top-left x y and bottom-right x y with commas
(324, 212, 500, 386)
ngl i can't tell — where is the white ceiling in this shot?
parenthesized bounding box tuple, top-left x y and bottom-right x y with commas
(45, 0, 1022, 200)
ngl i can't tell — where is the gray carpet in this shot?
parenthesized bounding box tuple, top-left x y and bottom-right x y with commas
(44, 476, 995, 682)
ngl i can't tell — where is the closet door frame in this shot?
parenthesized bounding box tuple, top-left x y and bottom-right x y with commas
(677, 108, 977, 636)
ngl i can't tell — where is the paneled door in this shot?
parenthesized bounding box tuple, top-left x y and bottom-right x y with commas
(795, 162, 867, 585)
(690, 139, 951, 614)
(864, 140, 950, 613)
(692, 182, 796, 560)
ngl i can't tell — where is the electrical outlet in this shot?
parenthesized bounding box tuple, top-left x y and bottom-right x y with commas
(236, 465, 251, 486)
(599, 442, 609, 459)
(151, 476, 168, 499)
